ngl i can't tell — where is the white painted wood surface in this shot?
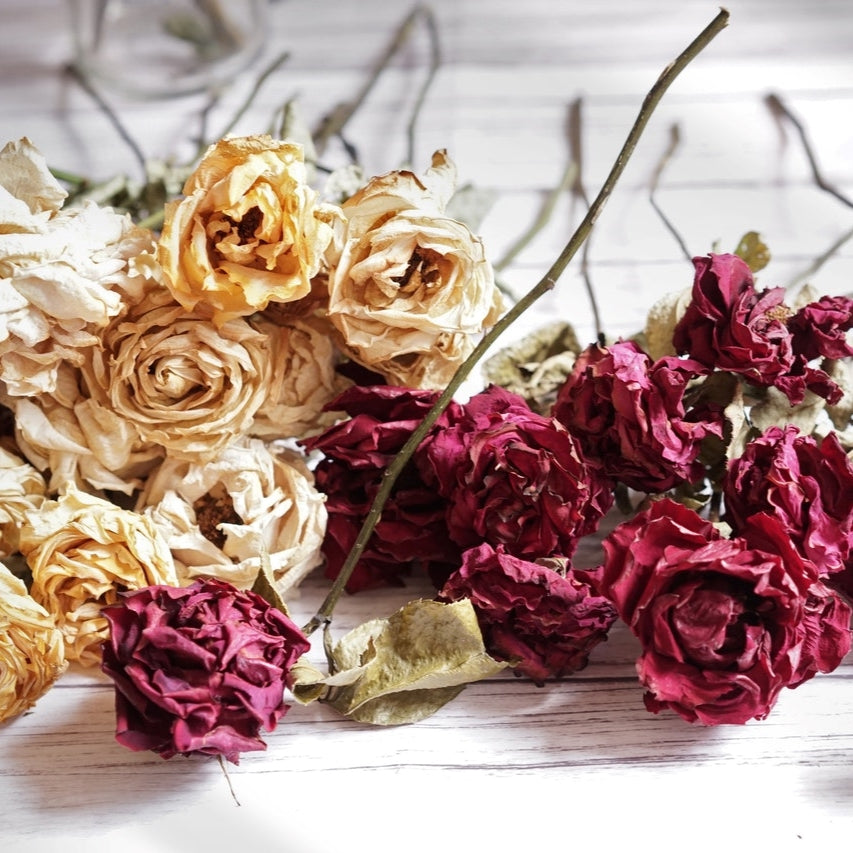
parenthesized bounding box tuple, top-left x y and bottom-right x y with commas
(3, 1, 853, 850)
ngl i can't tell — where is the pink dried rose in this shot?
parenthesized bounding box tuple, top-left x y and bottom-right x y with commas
(100, 579, 310, 763)
(303, 385, 463, 592)
(672, 253, 847, 404)
(787, 294, 853, 362)
(723, 424, 853, 578)
(596, 498, 851, 725)
(418, 385, 613, 562)
(438, 543, 616, 683)
(552, 339, 721, 493)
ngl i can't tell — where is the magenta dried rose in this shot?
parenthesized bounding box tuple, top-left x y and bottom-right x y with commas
(303, 385, 463, 592)
(672, 253, 847, 404)
(438, 542, 616, 683)
(787, 294, 853, 362)
(101, 579, 310, 763)
(417, 385, 613, 562)
(552, 339, 721, 493)
(723, 424, 853, 577)
(598, 498, 851, 725)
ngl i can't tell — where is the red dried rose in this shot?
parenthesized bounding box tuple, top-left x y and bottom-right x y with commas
(788, 294, 853, 361)
(438, 543, 616, 683)
(418, 385, 613, 562)
(303, 385, 463, 592)
(672, 253, 846, 404)
(597, 498, 851, 725)
(723, 425, 853, 577)
(101, 579, 310, 763)
(552, 339, 721, 493)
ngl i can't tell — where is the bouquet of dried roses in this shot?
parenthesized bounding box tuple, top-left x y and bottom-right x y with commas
(1, 7, 852, 765)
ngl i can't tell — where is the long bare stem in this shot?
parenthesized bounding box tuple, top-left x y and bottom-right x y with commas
(649, 122, 692, 261)
(301, 7, 731, 637)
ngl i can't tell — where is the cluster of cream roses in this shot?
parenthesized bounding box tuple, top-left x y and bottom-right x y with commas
(0, 134, 502, 723)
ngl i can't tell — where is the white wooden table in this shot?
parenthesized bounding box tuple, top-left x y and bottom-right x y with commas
(3, 1, 853, 850)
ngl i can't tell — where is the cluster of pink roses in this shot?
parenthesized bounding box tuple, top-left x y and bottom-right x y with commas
(305, 251, 853, 724)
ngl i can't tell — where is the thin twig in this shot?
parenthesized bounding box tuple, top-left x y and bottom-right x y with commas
(312, 4, 439, 161)
(65, 63, 148, 178)
(765, 92, 853, 210)
(649, 122, 692, 261)
(403, 6, 441, 168)
(567, 97, 605, 342)
(785, 223, 853, 290)
(217, 755, 241, 806)
(301, 7, 731, 637)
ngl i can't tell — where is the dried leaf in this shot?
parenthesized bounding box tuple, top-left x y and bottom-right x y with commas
(644, 286, 692, 360)
(482, 322, 580, 414)
(446, 182, 498, 232)
(734, 231, 771, 273)
(749, 386, 826, 435)
(293, 598, 505, 725)
(250, 546, 290, 617)
(827, 359, 853, 430)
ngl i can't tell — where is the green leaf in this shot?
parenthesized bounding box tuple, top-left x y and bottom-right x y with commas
(292, 599, 505, 725)
(734, 231, 771, 273)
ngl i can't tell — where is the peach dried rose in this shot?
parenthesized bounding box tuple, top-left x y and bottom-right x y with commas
(0, 138, 155, 397)
(137, 437, 326, 596)
(158, 135, 342, 324)
(19, 486, 179, 667)
(0, 444, 46, 558)
(326, 150, 503, 388)
(0, 561, 66, 724)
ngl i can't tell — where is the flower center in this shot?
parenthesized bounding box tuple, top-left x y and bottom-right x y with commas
(193, 488, 243, 550)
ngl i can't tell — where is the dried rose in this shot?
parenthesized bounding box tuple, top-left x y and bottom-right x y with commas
(597, 498, 851, 725)
(438, 543, 616, 683)
(0, 561, 66, 724)
(6, 360, 164, 495)
(137, 437, 326, 597)
(418, 385, 613, 562)
(0, 443, 46, 557)
(787, 294, 853, 362)
(723, 424, 853, 577)
(81, 284, 272, 463)
(672, 253, 845, 404)
(304, 385, 463, 592)
(326, 150, 503, 388)
(552, 340, 721, 493)
(19, 486, 178, 666)
(0, 138, 154, 398)
(100, 579, 310, 763)
(158, 135, 341, 324)
(248, 313, 351, 440)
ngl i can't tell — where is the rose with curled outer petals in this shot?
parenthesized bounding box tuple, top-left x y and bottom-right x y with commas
(552, 340, 721, 493)
(723, 425, 853, 577)
(158, 135, 341, 324)
(598, 498, 851, 725)
(302, 385, 464, 592)
(787, 294, 853, 362)
(418, 385, 613, 562)
(326, 150, 503, 389)
(101, 579, 310, 764)
(438, 543, 617, 683)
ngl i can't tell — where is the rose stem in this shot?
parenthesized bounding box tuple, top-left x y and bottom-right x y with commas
(311, 4, 440, 164)
(301, 6, 731, 638)
(648, 122, 693, 262)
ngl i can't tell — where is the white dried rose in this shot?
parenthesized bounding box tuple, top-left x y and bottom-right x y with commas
(0, 561, 66, 724)
(4, 362, 163, 495)
(158, 134, 343, 324)
(249, 313, 351, 440)
(0, 444, 46, 557)
(81, 284, 273, 463)
(137, 437, 327, 596)
(326, 149, 503, 388)
(19, 485, 179, 667)
(0, 138, 155, 397)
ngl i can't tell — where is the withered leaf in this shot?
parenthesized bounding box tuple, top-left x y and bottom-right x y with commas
(734, 231, 771, 273)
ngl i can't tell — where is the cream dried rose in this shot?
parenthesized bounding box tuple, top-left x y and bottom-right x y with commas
(137, 437, 327, 596)
(4, 361, 163, 495)
(0, 138, 155, 397)
(0, 561, 66, 724)
(158, 134, 342, 324)
(0, 443, 46, 557)
(19, 486, 178, 667)
(82, 284, 273, 463)
(249, 313, 351, 440)
(326, 149, 503, 388)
